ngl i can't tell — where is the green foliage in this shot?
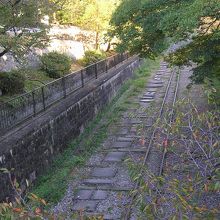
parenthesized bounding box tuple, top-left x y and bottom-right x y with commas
(204, 77, 220, 106)
(78, 50, 106, 66)
(21, 69, 53, 92)
(110, 0, 220, 101)
(0, 0, 56, 60)
(56, 0, 119, 49)
(56, 0, 89, 26)
(40, 52, 72, 78)
(0, 71, 25, 95)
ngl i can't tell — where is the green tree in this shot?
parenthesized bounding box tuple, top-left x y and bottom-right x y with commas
(0, 0, 55, 60)
(56, 0, 119, 49)
(110, 0, 220, 84)
(56, 0, 89, 26)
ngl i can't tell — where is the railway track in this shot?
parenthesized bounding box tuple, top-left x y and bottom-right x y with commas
(52, 60, 182, 219)
(123, 65, 180, 220)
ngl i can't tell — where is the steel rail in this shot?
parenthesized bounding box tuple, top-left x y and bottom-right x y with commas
(152, 68, 180, 220)
(124, 65, 180, 220)
(158, 69, 180, 176)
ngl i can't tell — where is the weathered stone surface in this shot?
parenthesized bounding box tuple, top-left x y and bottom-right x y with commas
(0, 57, 140, 201)
(148, 80, 164, 84)
(112, 141, 131, 148)
(140, 99, 154, 103)
(92, 190, 108, 200)
(147, 88, 158, 92)
(130, 119, 142, 124)
(83, 179, 114, 185)
(72, 200, 98, 212)
(104, 152, 126, 162)
(117, 128, 128, 135)
(117, 137, 133, 142)
(91, 167, 116, 178)
(75, 190, 93, 200)
(154, 77, 161, 80)
(103, 214, 121, 219)
(130, 126, 137, 133)
(145, 91, 156, 97)
(147, 84, 163, 88)
(142, 95, 154, 99)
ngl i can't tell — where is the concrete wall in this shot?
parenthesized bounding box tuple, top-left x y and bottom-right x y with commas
(0, 57, 140, 201)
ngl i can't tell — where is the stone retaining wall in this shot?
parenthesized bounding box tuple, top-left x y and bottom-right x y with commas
(0, 57, 140, 201)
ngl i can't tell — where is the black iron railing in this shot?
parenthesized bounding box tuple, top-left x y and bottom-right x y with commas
(0, 53, 129, 133)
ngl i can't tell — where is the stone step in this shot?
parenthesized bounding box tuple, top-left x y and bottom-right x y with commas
(77, 185, 132, 191)
(148, 80, 164, 84)
(140, 99, 154, 103)
(142, 95, 154, 99)
(85, 213, 121, 220)
(145, 91, 156, 97)
(146, 88, 158, 92)
(83, 179, 114, 185)
(116, 137, 134, 142)
(72, 200, 98, 212)
(91, 167, 117, 178)
(74, 189, 108, 201)
(104, 152, 127, 162)
(111, 141, 132, 148)
(102, 148, 148, 153)
(146, 84, 164, 88)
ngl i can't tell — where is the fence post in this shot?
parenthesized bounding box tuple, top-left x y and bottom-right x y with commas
(32, 91, 36, 116)
(95, 63, 98, 79)
(81, 70, 84, 87)
(41, 87, 46, 110)
(105, 59, 108, 73)
(62, 76, 66, 98)
(114, 55, 117, 68)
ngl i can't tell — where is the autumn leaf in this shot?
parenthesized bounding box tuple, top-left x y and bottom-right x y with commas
(15, 197, 21, 205)
(13, 208, 22, 213)
(140, 138, 146, 146)
(204, 184, 209, 192)
(30, 193, 39, 200)
(40, 199, 47, 205)
(163, 139, 168, 148)
(35, 207, 41, 215)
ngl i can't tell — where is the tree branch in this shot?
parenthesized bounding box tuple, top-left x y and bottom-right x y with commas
(0, 48, 9, 57)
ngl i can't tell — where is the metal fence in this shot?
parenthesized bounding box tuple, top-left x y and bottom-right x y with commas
(0, 53, 129, 133)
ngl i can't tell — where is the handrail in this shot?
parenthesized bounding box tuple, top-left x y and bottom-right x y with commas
(0, 52, 130, 133)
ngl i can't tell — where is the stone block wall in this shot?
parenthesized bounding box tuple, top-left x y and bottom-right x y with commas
(0, 57, 140, 201)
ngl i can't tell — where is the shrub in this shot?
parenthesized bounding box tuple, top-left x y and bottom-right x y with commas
(0, 70, 25, 95)
(40, 52, 72, 79)
(78, 50, 106, 67)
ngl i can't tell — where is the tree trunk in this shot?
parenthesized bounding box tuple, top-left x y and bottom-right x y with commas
(95, 32, 99, 50)
(106, 42, 111, 52)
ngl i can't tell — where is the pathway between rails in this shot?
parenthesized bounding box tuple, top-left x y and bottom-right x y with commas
(53, 60, 183, 219)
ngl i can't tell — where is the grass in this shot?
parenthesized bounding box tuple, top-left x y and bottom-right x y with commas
(30, 57, 161, 206)
(23, 69, 53, 91)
